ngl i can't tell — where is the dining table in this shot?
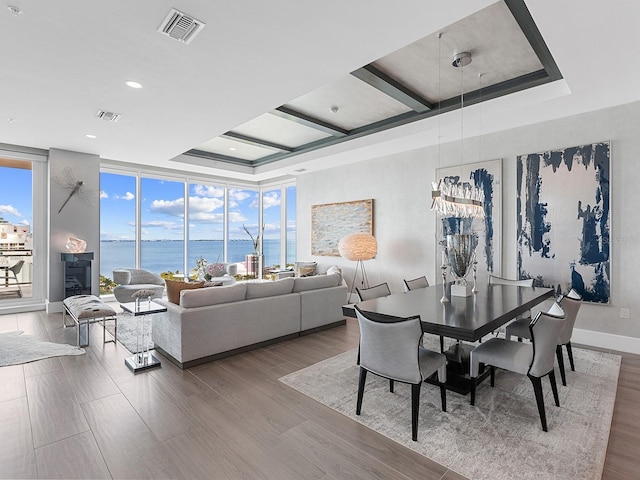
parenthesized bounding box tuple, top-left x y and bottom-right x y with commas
(344, 283, 555, 394)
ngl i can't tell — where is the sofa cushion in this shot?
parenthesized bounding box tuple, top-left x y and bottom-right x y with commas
(295, 261, 317, 277)
(180, 283, 247, 308)
(293, 273, 341, 293)
(246, 277, 295, 299)
(166, 279, 204, 304)
(326, 265, 342, 282)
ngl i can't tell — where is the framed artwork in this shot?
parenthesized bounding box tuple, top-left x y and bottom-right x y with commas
(436, 159, 502, 282)
(311, 199, 373, 256)
(516, 141, 610, 303)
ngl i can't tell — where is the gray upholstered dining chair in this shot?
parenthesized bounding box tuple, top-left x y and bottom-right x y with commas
(356, 282, 391, 301)
(403, 276, 429, 292)
(354, 305, 447, 441)
(505, 289, 582, 386)
(469, 307, 566, 432)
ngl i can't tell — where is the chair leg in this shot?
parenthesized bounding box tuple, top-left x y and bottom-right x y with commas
(470, 377, 477, 406)
(528, 374, 548, 432)
(356, 344, 360, 365)
(356, 367, 367, 415)
(389, 379, 394, 393)
(548, 370, 560, 407)
(439, 382, 447, 412)
(439, 336, 444, 353)
(556, 345, 567, 386)
(490, 366, 495, 387)
(411, 383, 421, 441)
(566, 342, 575, 371)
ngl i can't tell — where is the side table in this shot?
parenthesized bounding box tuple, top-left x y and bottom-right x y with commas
(120, 299, 167, 373)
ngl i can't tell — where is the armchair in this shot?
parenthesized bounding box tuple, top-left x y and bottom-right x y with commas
(113, 268, 165, 303)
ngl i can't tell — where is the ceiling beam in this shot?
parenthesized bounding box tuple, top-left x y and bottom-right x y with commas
(351, 64, 433, 113)
(270, 106, 348, 137)
(222, 131, 293, 152)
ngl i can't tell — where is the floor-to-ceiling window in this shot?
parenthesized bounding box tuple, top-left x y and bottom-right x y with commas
(99, 171, 136, 293)
(262, 188, 281, 269)
(0, 159, 33, 301)
(286, 185, 296, 266)
(188, 182, 225, 276)
(98, 165, 295, 289)
(140, 177, 185, 277)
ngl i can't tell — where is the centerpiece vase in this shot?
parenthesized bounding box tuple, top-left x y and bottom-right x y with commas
(446, 233, 478, 297)
(245, 253, 263, 279)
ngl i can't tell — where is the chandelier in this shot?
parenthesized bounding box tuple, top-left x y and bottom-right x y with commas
(431, 50, 485, 219)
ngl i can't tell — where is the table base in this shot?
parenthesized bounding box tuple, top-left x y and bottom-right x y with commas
(426, 342, 491, 395)
(125, 351, 162, 373)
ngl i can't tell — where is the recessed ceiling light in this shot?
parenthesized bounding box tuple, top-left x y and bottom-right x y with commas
(8, 6, 22, 16)
(229, 147, 236, 151)
(125, 81, 143, 89)
(85, 134, 97, 139)
(7, 118, 15, 123)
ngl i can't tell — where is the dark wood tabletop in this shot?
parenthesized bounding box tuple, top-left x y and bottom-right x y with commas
(345, 284, 554, 342)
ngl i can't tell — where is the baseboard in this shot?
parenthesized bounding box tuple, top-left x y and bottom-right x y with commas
(300, 319, 346, 336)
(46, 300, 64, 314)
(572, 328, 640, 355)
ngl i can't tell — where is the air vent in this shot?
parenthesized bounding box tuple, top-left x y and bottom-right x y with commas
(96, 110, 121, 123)
(157, 8, 206, 44)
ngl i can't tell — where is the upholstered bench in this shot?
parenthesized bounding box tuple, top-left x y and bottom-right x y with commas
(63, 294, 117, 347)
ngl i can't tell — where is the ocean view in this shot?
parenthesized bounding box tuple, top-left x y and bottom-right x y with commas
(100, 239, 296, 279)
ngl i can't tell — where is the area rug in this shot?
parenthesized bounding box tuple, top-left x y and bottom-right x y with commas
(0, 331, 85, 366)
(105, 313, 153, 354)
(279, 343, 620, 480)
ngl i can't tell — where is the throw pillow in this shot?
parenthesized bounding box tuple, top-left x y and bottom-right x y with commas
(295, 261, 317, 277)
(165, 279, 204, 304)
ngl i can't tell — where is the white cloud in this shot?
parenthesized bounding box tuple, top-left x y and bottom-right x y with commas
(150, 198, 184, 216)
(0, 205, 22, 217)
(100, 190, 108, 199)
(228, 211, 247, 222)
(192, 184, 224, 198)
(189, 212, 224, 222)
(262, 191, 280, 209)
(121, 192, 134, 201)
(189, 196, 224, 214)
(229, 189, 252, 202)
(20, 219, 30, 226)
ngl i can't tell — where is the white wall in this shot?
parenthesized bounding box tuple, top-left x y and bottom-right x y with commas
(48, 149, 100, 309)
(297, 100, 640, 348)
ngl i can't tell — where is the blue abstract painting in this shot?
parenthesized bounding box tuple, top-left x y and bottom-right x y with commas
(517, 142, 610, 303)
(436, 159, 502, 282)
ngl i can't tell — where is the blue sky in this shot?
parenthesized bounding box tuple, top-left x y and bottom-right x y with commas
(99, 172, 295, 242)
(0, 165, 32, 227)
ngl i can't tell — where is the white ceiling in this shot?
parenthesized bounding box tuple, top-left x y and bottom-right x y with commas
(1, 1, 639, 183)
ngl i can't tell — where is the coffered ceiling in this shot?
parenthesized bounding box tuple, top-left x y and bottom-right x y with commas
(1, 1, 639, 182)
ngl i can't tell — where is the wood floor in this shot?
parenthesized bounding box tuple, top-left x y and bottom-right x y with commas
(0, 308, 638, 480)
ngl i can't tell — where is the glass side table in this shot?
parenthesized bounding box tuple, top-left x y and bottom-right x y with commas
(120, 299, 167, 373)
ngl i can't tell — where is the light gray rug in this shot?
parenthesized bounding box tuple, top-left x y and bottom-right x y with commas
(279, 341, 620, 480)
(0, 331, 85, 366)
(106, 313, 153, 354)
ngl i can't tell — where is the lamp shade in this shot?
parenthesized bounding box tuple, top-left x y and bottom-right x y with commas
(338, 233, 377, 261)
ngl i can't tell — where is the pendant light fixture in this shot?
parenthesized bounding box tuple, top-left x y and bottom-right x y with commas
(431, 50, 485, 219)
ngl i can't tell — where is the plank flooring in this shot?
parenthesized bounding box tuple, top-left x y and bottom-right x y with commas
(0, 307, 637, 479)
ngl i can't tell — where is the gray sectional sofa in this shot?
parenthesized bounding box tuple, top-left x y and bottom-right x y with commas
(152, 268, 347, 368)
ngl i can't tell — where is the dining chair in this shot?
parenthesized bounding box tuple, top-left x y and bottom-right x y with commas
(403, 276, 429, 292)
(356, 282, 391, 301)
(487, 274, 534, 335)
(354, 305, 447, 441)
(505, 289, 582, 386)
(469, 308, 566, 432)
(7, 260, 25, 297)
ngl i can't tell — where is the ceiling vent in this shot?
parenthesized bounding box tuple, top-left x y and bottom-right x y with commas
(96, 110, 121, 123)
(157, 8, 206, 44)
